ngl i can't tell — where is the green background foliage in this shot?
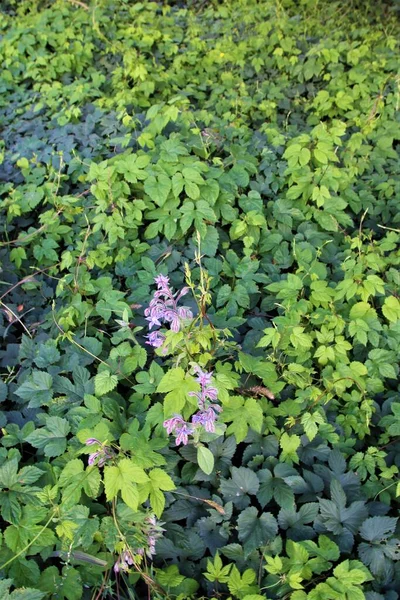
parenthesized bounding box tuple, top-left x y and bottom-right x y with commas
(0, 0, 399, 598)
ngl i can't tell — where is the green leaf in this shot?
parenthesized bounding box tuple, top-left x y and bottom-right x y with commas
(148, 468, 175, 491)
(290, 327, 313, 351)
(157, 367, 198, 417)
(15, 371, 53, 408)
(144, 174, 172, 206)
(301, 412, 324, 441)
(104, 459, 149, 510)
(59, 459, 101, 508)
(185, 180, 200, 200)
(280, 433, 301, 464)
(333, 560, 369, 585)
(221, 467, 260, 503)
(25, 417, 70, 457)
(299, 147, 311, 166)
(302, 535, 340, 562)
(257, 328, 281, 349)
(221, 396, 263, 443)
(382, 296, 400, 322)
(359, 516, 397, 542)
(197, 446, 215, 475)
(140, 468, 175, 517)
(237, 506, 278, 556)
(94, 370, 118, 397)
(349, 302, 371, 319)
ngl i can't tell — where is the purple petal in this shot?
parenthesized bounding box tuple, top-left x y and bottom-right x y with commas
(85, 438, 101, 446)
(154, 274, 170, 289)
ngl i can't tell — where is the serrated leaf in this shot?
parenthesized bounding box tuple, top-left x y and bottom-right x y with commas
(15, 371, 53, 408)
(301, 412, 324, 441)
(144, 174, 171, 206)
(382, 296, 400, 322)
(25, 417, 70, 457)
(237, 506, 278, 556)
(104, 459, 149, 510)
(359, 516, 398, 543)
(94, 370, 118, 397)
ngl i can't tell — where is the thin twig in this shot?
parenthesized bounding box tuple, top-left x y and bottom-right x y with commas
(66, 0, 89, 10)
(0, 300, 32, 338)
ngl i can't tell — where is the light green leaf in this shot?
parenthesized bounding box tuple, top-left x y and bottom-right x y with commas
(94, 370, 118, 397)
(382, 296, 400, 322)
(144, 174, 171, 206)
(197, 446, 215, 475)
(280, 432, 301, 464)
(104, 459, 149, 510)
(301, 412, 324, 441)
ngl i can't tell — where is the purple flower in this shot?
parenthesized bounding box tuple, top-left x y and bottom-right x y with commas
(85, 437, 101, 446)
(145, 330, 166, 348)
(154, 274, 170, 289)
(175, 423, 194, 446)
(188, 384, 218, 407)
(144, 514, 165, 557)
(86, 441, 114, 467)
(163, 414, 194, 446)
(114, 550, 134, 574)
(163, 368, 222, 443)
(147, 535, 157, 557)
(192, 407, 221, 433)
(88, 451, 101, 466)
(144, 275, 193, 333)
(163, 414, 186, 435)
(175, 287, 190, 300)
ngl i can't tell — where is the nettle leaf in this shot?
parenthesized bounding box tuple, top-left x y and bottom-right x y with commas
(317, 479, 368, 544)
(358, 539, 400, 581)
(39, 565, 83, 600)
(237, 506, 278, 556)
(25, 417, 70, 457)
(357, 516, 399, 580)
(7, 588, 45, 600)
(4, 505, 56, 554)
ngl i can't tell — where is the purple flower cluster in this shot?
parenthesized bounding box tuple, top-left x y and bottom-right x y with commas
(145, 514, 164, 558)
(163, 366, 222, 445)
(85, 438, 114, 467)
(144, 275, 193, 349)
(114, 550, 135, 574)
(113, 515, 164, 573)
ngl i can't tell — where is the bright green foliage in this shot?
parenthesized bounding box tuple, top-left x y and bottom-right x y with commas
(0, 0, 399, 598)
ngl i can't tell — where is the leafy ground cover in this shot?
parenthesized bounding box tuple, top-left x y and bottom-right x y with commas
(0, 0, 400, 598)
